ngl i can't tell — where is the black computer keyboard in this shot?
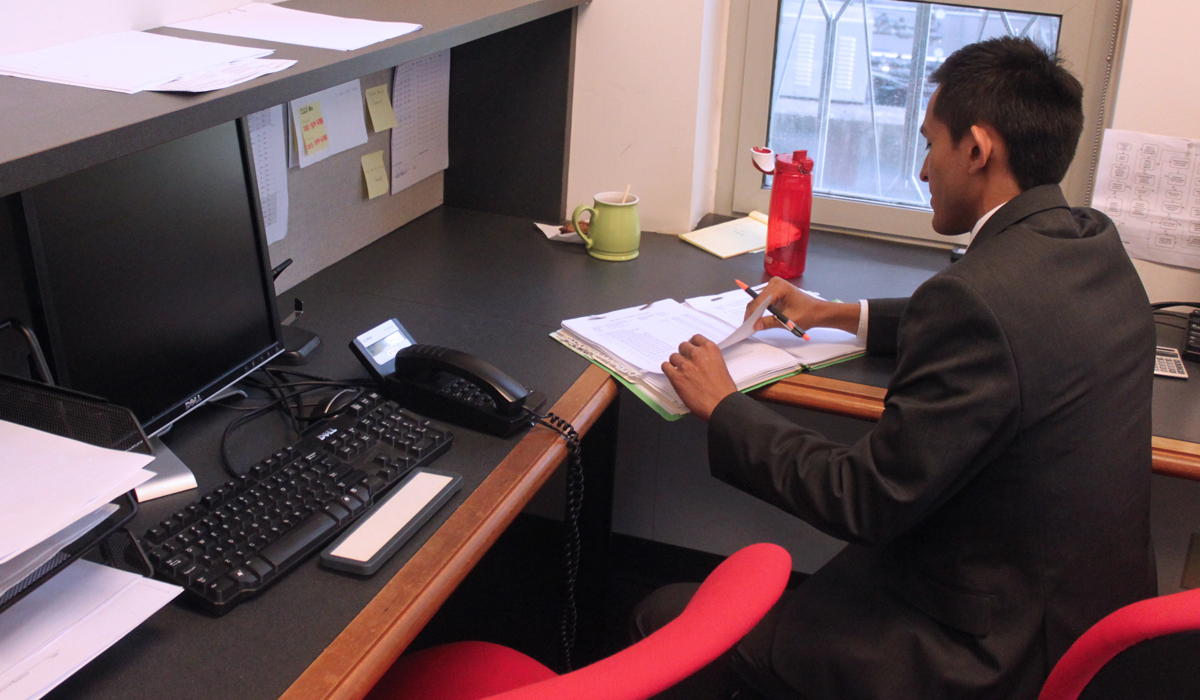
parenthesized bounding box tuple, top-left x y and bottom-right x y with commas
(140, 392, 453, 615)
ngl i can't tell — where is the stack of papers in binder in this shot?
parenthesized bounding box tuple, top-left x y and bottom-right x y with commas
(0, 421, 177, 700)
(0, 561, 180, 700)
(0, 420, 156, 598)
(553, 285, 865, 419)
(0, 31, 288, 94)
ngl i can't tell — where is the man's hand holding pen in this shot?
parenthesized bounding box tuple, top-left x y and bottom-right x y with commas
(663, 278, 864, 421)
(748, 278, 861, 336)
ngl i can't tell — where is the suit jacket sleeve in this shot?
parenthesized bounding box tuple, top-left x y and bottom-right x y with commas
(865, 298, 908, 355)
(708, 275, 1021, 545)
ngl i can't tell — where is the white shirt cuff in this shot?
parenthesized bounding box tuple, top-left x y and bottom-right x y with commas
(856, 300, 869, 345)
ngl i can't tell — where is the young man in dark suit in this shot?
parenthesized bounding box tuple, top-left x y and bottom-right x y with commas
(648, 36, 1156, 700)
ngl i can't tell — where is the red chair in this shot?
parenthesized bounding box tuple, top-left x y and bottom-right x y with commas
(365, 542, 792, 700)
(1039, 586, 1200, 700)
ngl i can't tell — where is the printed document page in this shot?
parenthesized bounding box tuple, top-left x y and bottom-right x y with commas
(0, 31, 273, 94)
(150, 57, 294, 93)
(562, 300, 737, 374)
(170, 3, 421, 52)
(684, 287, 864, 366)
(247, 105, 290, 243)
(390, 50, 450, 194)
(1093, 128, 1200, 270)
(288, 80, 369, 168)
(0, 421, 153, 565)
(0, 561, 179, 700)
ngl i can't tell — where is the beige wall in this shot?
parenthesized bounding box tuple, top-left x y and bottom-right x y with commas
(1111, 0, 1200, 303)
(565, 0, 730, 234)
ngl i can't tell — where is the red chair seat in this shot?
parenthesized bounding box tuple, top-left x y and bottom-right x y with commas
(367, 641, 557, 700)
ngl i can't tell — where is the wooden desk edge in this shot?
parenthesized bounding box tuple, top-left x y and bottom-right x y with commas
(279, 365, 618, 700)
(753, 374, 1200, 481)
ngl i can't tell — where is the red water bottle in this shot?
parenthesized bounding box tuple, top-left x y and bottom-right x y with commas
(753, 148, 813, 279)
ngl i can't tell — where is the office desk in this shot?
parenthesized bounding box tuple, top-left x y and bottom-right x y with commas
(48, 206, 1200, 700)
(44, 207, 938, 700)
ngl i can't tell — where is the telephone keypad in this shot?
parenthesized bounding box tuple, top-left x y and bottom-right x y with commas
(441, 377, 497, 410)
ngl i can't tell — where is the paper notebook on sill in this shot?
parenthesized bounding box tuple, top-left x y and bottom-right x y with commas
(678, 212, 769, 259)
(552, 285, 865, 420)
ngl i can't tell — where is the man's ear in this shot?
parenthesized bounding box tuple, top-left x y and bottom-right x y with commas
(966, 124, 994, 174)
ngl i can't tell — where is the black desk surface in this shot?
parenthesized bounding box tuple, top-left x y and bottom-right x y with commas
(44, 206, 1200, 699)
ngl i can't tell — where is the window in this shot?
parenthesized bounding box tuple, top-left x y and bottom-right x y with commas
(721, 0, 1124, 245)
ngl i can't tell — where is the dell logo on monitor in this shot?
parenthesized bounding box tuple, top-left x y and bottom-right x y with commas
(184, 394, 203, 409)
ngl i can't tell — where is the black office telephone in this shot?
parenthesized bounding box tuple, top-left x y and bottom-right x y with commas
(350, 319, 545, 437)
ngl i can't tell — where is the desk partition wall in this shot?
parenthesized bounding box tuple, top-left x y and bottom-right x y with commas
(445, 9, 575, 222)
(0, 195, 36, 379)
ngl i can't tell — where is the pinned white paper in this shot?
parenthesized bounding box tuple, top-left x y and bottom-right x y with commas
(288, 80, 369, 169)
(390, 51, 450, 194)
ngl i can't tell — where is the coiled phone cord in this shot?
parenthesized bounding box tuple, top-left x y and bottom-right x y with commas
(529, 410, 585, 673)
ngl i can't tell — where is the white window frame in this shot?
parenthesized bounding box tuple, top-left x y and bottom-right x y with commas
(718, 0, 1126, 247)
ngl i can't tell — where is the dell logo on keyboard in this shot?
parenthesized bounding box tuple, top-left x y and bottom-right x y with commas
(317, 428, 338, 440)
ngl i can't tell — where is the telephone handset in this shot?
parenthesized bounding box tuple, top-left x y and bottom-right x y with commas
(350, 319, 545, 437)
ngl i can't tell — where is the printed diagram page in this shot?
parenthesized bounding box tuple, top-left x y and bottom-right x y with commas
(390, 50, 450, 194)
(1093, 128, 1200, 269)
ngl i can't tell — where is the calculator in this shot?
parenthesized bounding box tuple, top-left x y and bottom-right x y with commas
(1155, 346, 1189, 379)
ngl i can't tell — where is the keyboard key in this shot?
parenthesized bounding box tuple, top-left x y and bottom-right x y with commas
(261, 512, 338, 569)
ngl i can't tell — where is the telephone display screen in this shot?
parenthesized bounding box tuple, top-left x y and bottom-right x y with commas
(367, 330, 412, 364)
(352, 319, 416, 380)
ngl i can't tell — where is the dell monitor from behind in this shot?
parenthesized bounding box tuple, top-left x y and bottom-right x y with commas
(21, 119, 283, 441)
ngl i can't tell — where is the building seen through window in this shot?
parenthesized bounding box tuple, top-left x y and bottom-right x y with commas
(766, 0, 1061, 211)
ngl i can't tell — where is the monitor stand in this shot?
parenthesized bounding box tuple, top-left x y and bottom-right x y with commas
(135, 438, 199, 502)
(133, 386, 250, 502)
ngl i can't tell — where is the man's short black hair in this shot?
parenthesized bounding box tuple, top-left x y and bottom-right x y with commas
(929, 36, 1083, 190)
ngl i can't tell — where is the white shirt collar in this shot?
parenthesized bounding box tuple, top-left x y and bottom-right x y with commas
(970, 201, 1007, 238)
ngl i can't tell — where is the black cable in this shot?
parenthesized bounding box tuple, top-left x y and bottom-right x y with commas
(528, 408, 585, 673)
(219, 400, 284, 478)
(216, 367, 374, 476)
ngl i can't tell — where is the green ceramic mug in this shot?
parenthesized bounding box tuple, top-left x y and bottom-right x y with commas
(572, 192, 641, 261)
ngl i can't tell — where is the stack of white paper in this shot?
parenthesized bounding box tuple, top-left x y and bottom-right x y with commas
(0, 560, 180, 700)
(151, 57, 295, 93)
(0, 31, 279, 94)
(554, 287, 865, 418)
(558, 297, 801, 416)
(171, 3, 422, 51)
(683, 288, 865, 368)
(0, 420, 155, 596)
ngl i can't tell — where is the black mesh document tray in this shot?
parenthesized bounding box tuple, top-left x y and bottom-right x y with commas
(0, 373, 153, 615)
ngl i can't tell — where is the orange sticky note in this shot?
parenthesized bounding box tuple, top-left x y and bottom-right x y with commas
(361, 150, 389, 199)
(297, 102, 329, 155)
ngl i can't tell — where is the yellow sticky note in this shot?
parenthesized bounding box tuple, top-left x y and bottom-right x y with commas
(364, 84, 397, 133)
(297, 102, 329, 155)
(361, 151, 389, 199)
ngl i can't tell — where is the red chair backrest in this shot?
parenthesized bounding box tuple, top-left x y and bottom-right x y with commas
(1039, 586, 1200, 700)
(486, 542, 792, 700)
